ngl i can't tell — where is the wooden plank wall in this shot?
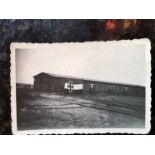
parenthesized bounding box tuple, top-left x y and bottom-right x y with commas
(83, 81, 145, 97)
(34, 74, 145, 97)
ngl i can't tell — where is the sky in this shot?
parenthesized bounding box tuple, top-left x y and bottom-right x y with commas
(16, 41, 145, 86)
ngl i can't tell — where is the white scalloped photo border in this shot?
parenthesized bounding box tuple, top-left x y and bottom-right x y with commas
(10, 39, 151, 134)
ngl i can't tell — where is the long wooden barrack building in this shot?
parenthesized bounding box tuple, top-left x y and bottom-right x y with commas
(33, 72, 145, 97)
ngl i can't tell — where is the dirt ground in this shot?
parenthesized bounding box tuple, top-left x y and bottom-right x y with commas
(16, 89, 145, 130)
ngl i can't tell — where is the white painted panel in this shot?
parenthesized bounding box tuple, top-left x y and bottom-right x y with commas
(64, 82, 83, 90)
(73, 84, 83, 90)
(64, 82, 69, 89)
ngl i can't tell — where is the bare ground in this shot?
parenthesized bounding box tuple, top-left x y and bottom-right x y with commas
(16, 89, 145, 130)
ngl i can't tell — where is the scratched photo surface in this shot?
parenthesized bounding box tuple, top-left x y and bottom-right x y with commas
(11, 40, 151, 134)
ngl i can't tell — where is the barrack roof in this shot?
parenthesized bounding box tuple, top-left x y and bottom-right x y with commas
(34, 72, 145, 88)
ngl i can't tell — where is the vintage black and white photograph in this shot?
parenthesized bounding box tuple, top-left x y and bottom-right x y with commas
(11, 40, 151, 134)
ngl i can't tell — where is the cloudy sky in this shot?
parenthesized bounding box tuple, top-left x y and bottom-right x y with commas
(16, 41, 145, 86)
